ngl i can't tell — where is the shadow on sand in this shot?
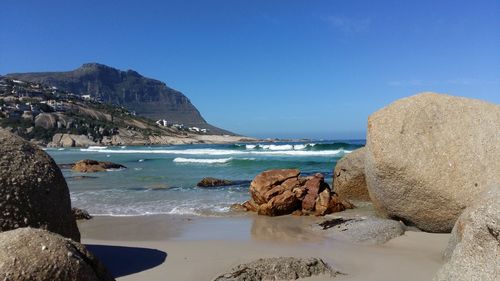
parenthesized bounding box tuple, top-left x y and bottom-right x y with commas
(86, 244, 167, 278)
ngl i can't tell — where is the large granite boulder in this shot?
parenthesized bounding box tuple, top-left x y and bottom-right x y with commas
(0, 129, 80, 241)
(365, 93, 500, 232)
(49, 133, 97, 148)
(434, 186, 500, 281)
(72, 159, 126, 173)
(34, 113, 58, 129)
(333, 147, 370, 201)
(0, 228, 114, 281)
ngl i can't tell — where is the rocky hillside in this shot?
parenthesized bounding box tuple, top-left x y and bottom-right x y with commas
(6, 63, 232, 135)
(0, 77, 250, 147)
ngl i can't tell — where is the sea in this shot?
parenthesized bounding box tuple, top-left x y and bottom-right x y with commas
(45, 140, 365, 217)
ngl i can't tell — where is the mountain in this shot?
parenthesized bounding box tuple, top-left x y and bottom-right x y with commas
(0, 77, 252, 146)
(6, 63, 233, 135)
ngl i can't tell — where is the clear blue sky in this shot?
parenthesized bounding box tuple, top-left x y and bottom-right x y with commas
(1, 0, 499, 139)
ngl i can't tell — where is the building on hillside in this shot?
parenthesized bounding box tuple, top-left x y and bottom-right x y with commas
(172, 124, 185, 130)
(156, 119, 168, 127)
(47, 100, 64, 111)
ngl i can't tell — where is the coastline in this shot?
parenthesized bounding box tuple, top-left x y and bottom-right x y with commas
(45, 133, 260, 148)
(42, 133, 325, 148)
(79, 213, 450, 281)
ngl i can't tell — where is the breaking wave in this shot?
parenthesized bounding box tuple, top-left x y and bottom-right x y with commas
(173, 157, 233, 164)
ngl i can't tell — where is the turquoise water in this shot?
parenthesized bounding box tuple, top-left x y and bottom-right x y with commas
(46, 140, 364, 216)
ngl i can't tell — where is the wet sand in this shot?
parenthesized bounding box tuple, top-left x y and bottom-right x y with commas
(79, 214, 450, 281)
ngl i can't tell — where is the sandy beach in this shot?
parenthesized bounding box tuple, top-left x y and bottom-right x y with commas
(79, 213, 450, 281)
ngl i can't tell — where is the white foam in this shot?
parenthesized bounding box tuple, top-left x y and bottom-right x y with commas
(87, 146, 108, 150)
(81, 148, 237, 155)
(173, 157, 233, 164)
(261, 144, 293, 150)
(245, 144, 316, 151)
(168, 206, 198, 215)
(106, 168, 126, 172)
(253, 150, 344, 156)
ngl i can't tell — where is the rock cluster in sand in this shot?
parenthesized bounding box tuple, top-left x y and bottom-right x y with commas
(237, 169, 353, 216)
(0, 128, 80, 241)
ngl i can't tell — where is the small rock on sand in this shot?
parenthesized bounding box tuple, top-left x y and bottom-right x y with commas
(318, 216, 405, 244)
(213, 257, 341, 281)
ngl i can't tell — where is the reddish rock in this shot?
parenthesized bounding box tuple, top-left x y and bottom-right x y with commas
(257, 203, 272, 216)
(292, 187, 306, 199)
(263, 185, 286, 202)
(328, 195, 354, 213)
(258, 190, 300, 216)
(302, 173, 329, 212)
(280, 177, 302, 191)
(250, 169, 300, 204)
(315, 189, 332, 216)
(239, 169, 354, 217)
(242, 200, 258, 212)
(230, 203, 247, 212)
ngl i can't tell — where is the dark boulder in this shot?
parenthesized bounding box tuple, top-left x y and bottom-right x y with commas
(72, 159, 126, 173)
(0, 129, 80, 241)
(72, 207, 93, 220)
(197, 177, 233, 187)
(0, 228, 114, 281)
